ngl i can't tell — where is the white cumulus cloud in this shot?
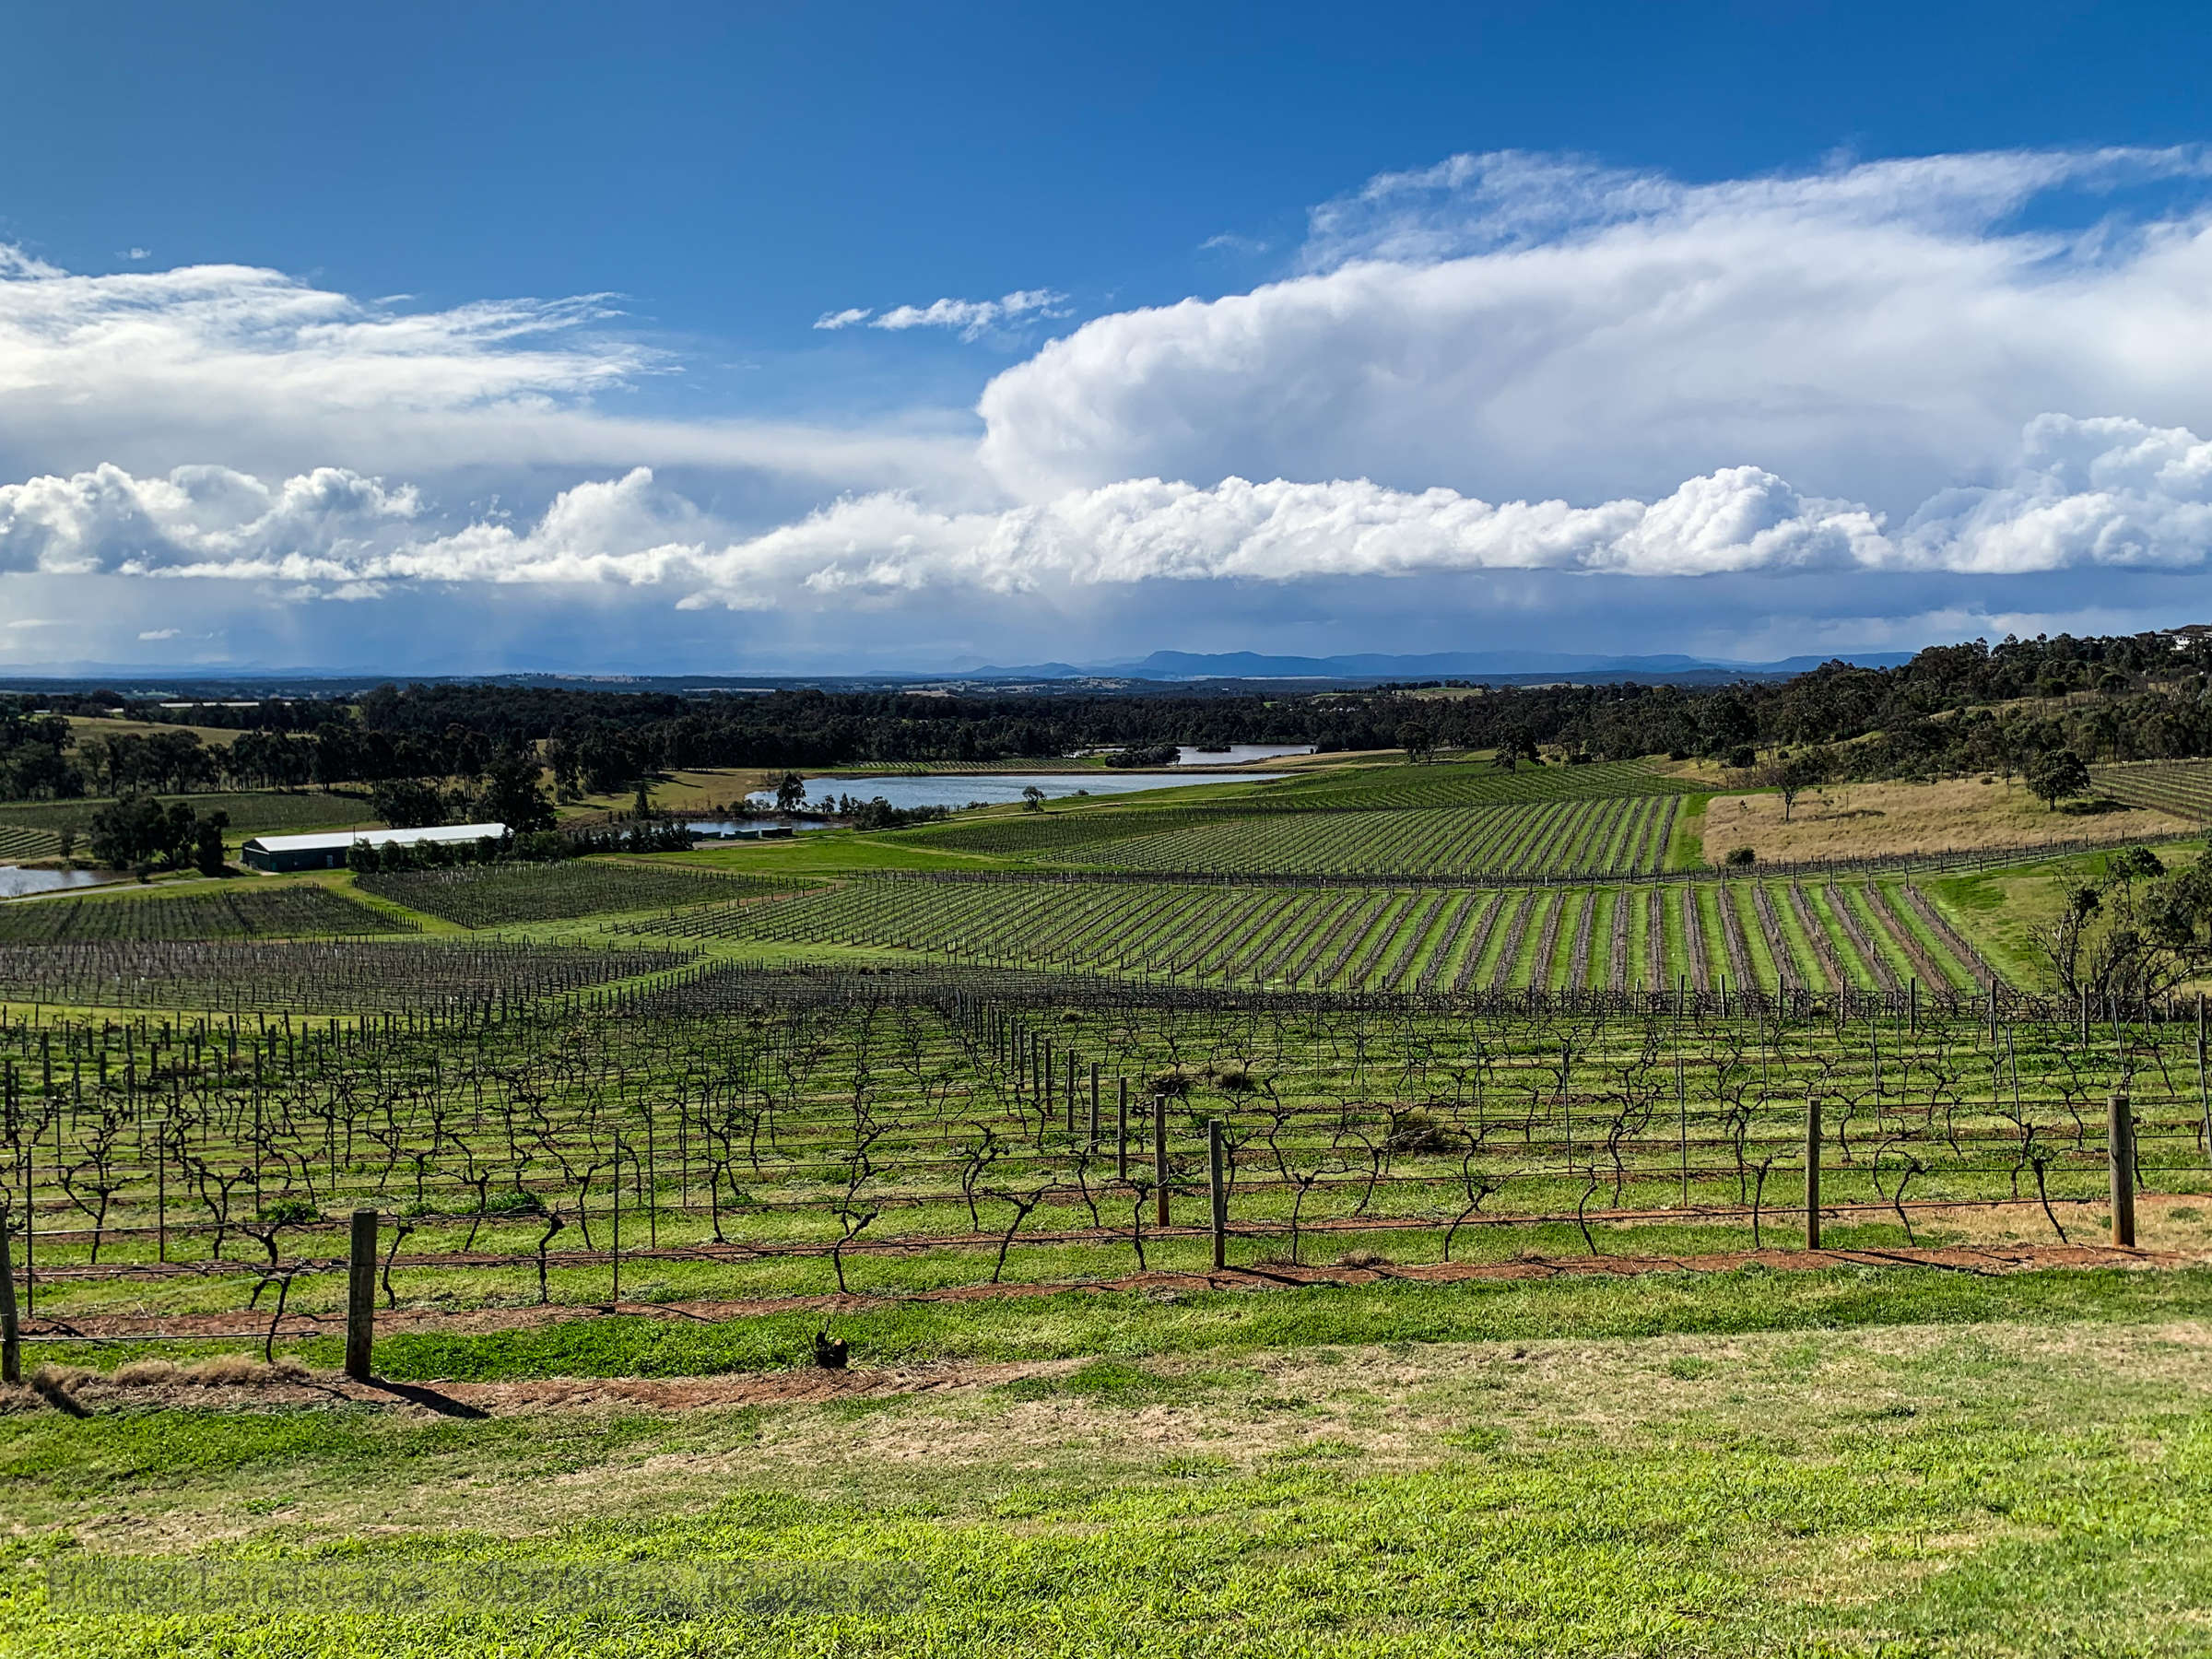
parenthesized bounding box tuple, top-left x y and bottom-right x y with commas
(815, 289, 1070, 343)
(0, 246, 983, 502)
(12, 415, 2209, 610)
(0, 463, 420, 577)
(975, 147, 2212, 511)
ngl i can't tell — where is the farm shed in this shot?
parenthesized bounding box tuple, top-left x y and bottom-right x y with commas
(240, 822, 509, 873)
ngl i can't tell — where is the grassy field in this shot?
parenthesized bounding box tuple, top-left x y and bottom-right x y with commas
(1704, 775, 2191, 863)
(63, 714, 247, 748)
(7, 1271, 2212, 1656)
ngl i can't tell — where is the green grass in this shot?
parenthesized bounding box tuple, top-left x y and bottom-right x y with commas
(8, 1268, 2212, 1656)
(39, 1262, 2206, 1382)
(1666, 793, 1710, 869)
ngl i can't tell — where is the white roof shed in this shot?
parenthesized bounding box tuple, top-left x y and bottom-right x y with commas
(241, 822, 509, 871)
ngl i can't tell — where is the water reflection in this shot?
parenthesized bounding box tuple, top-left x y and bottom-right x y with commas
(0, 867, 112, 899)
(1171, 745, 1316, 766)
(740, 771, 1278, 811)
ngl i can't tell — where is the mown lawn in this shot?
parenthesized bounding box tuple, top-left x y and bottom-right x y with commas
(5, 1266, 2212, 1655)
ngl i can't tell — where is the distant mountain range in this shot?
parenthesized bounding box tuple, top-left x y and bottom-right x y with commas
(0, 647, 1917, 698)
(949, 649, 1918, 684)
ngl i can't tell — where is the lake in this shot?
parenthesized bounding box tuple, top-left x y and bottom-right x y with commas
(0, 867, 113, 899)
(741, 771, 1280, 811)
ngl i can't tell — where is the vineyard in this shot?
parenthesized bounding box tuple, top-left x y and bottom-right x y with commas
(2093, 759, 2212, 820)
(648, 873, 1995, 994)
(0, 939, 690, 1013)
(1068, 796, 1680, 877)
(0, 790, 381, 838)
(904, 761, 1702, 873)
(5, 964, 2201, 1352)
(912, 803, 1277, 857)
(356, 859, 798, 928)
(0, 884, 407, 944)
(1260, 757, 1705, 810)
(0, 824, 61, 861)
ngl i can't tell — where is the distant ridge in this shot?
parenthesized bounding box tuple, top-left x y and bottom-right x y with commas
(959, 648, 1918, 683)
(0, 647, 1917, 697)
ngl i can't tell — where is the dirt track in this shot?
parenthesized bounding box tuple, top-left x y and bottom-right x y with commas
(2, 1356, 1079, 1419)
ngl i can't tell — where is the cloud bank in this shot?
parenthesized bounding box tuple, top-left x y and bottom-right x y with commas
(0, 245, 980, 500)
(12, 145, 2212, 668)
(8, 416, 2211, 611)
(976, 147, 2212, 510)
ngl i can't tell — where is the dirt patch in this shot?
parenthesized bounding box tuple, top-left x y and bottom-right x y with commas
(5, 1356, 1082, 1420)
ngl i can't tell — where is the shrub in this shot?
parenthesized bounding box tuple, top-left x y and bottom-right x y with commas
(1385, 1109, 1454, 1153)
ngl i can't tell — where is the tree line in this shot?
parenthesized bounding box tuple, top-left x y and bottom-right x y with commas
(6, 628, 2212, 806)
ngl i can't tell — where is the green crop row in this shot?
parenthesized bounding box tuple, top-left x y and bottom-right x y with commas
(0, 789, 382, 837)
(650, 874, 1992, 993)
(358, 859, 790, 929)
(2090, 759, 2212, 820)
(1066, 795, 1680, 878)
(0, 883, 409, 945)
(0, 823, 61, 860)
(1260, 757, 1706, 810)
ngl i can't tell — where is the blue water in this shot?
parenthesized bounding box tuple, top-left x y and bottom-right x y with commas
(1171, 745, 1315, 766)
(0, 867, 112, 899)
(743, 771, 1279, 811)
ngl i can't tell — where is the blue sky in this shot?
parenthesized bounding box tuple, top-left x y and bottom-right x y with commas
(6, 1, 2212, 674)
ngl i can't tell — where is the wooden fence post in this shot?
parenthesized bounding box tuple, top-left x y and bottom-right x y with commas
(1676, 1055, 1688, 1206)
(1116, 1078, 1129, 1180)
(2109, 1093, 2136, 1249)
(0, 1202, 19, 1385)
(345, 1207, 378, 1382)
(1208, 1119, 1228, 1272)
(2198, 994, 2209, 1162)
(1805, 1095, 1822, 1252)
(1153, 1092, 1170, 1228)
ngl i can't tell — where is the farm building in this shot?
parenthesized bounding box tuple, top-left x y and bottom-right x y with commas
(240, 823, 509, 873)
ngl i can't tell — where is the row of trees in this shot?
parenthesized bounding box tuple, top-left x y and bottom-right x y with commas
(12, 628, 2212, 806)
(85, 798, 229, 875)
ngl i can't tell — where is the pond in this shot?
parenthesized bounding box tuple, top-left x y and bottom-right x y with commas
(1171, 744, 1316, 766)
(742, 771, 1280, 812)
(684, 818, 835, 839)
(0, 867, 113, 899)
